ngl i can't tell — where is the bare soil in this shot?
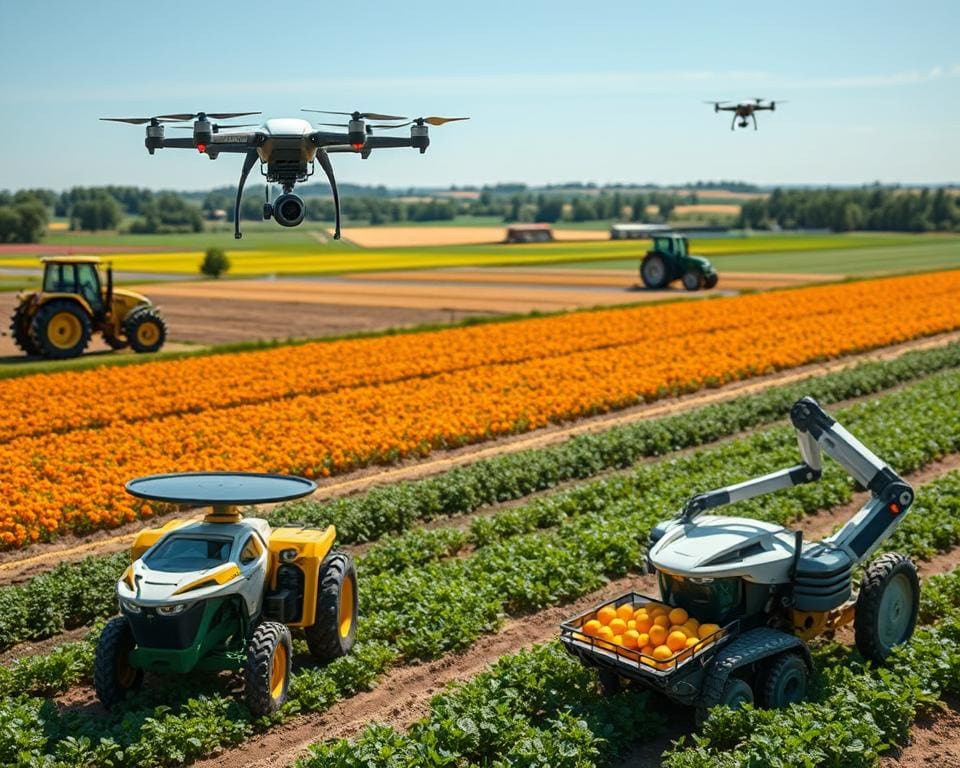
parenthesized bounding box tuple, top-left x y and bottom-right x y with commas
(881, 697, 960, 768)
(333, 226, 605, 248)
(2, 328, 958, 581)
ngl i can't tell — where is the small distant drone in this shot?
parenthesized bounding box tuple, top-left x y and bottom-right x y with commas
(101, 110, 468, 239)
(705, 99, 784, 131)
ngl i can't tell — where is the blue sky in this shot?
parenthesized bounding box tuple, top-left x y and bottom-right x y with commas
(1, 0, 958, 191)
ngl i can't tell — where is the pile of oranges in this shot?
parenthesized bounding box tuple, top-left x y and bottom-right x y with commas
(579, 601, 721, 668)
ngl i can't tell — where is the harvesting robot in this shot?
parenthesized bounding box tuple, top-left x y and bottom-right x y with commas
(562, 397, 919, 720)
(95, 472, 357, 716)
(101, 110, 468, 240)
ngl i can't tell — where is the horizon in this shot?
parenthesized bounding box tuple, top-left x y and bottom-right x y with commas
(2, 0, 959, 191)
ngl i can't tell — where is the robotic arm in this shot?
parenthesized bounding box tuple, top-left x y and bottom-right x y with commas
(673, 397, 914, 563)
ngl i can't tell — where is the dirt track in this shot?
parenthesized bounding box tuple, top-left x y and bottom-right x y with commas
(333, 226, 607, 248)
(2, 328, 958, 580)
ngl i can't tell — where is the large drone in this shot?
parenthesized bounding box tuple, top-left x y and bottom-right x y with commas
(101, 110, 468, 239)
(705, 99, 783, 131)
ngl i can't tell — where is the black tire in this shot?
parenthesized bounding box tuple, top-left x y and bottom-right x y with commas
(244, 621, 292, 716)
(759, 652, 807, 708)
(9, 302, 40, 355)
(597, 668, 622, 697)
(682, 269, 705, 292)
(305, 552, 358, 661)
(94, 616, 143, 708)
(640, 253, 670, 289)
(125, 309, 166, 354)
(855, 552, 919, 663)
(704, 274, 719, 289)
(29, 299, 92, 359)
(695, 677, 754, 724)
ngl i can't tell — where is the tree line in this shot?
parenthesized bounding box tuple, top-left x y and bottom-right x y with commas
(739, 187, 960, 232)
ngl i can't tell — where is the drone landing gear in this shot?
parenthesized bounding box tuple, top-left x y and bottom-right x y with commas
(316, 150, 342, 240)
(234, 150, 260, 240)
(731, 113, 737, 131)
(752, 113, 758, 131)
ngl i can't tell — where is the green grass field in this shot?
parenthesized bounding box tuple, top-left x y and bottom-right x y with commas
(2, 231, 958, 277)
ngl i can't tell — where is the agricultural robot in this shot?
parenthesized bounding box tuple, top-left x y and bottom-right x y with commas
(562, 397, 919, 721)
(9, 256, 166, 359)
(101, 110, 468, 240)
(705, 98, 785, 130)
(639, 233, 718, 291)
(95, 472, 357, 716)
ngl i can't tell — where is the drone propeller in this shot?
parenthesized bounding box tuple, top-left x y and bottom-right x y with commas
(157, 111, 261, 121)
(386, 116, 470, 128)
(173, 123, 258, 132)
(100, 116, 183, 125)
(302, 109, 407, 121)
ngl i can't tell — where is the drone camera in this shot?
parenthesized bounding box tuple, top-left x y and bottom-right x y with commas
(272, 193, 305, 227)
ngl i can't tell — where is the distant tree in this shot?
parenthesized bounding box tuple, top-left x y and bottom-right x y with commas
(534, 197, 564, 223)
(71, 194, 122, 231)
(200, 247, 230, 278)
(571, 198, 597, 222)
(0, 200, 47, 243)
(130, 193, 203, 234)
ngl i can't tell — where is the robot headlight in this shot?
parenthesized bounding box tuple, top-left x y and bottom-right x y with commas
(120, 599, 142, 614)
(157, 603, 187, 616)
(280, 548, 298, 563)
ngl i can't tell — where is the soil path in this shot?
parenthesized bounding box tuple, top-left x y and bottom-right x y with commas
(2, 329, 958, 582)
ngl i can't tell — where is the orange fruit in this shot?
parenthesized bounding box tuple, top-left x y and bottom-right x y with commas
(634, 616, 653, 634)
(667, 631, 688, 652)
(633, 608, 649, 622)
(698, 623, 721, 640)
(649, 625, 668, 646)
(597, 606, 617, 626)
(653, 615, 670, 629)
(668, 607, 689, 626)
(609, 618, 627, 636)
(640, 644, 655, 657)
(598, 626, 615, 643)
(648, 604, 667, 617)
(627, 619, 636, 631)
(685, 636, 700, 648)
(653, 645, 673, 660)
(637, 632, 650, 648)
(613, 635, 623, 646)
(616, 603, 635, 623)
(683, 619, 700, 635)
(582, 619, 602, 637)
(669, 624, 691, 638)
(622, 629, 640, 649)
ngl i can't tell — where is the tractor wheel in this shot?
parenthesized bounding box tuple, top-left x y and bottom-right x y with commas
(695, 677, 754, 724)
(9, 302, 40, 355)
(759, 652, 807, 708)
(305, 552, 358, 662)
(855, 552, 919, 663)
(125, 310, 166, 354)
(29, 299, 92, 359)
(682, 269, 705, 291)
(704, 274, 719, 290)
(597, 669, 622, 697)
(244, 621, 292, 716)
(640, 253, 670, 289)
(94, 616, 143, 708)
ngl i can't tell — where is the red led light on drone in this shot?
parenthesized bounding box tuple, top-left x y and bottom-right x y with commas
(197, 143, 207, 153)
(889, 502, 901, 514)
(351, 143, 363, 151)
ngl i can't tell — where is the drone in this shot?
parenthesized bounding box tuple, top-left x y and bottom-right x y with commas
(705, 99, 784, 131)
(100, 110, 468, 239)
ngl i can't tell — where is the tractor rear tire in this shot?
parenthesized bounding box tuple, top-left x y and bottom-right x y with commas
(305, 552, 358, 662)
(244, 621, 292, 716)
(29, 299, 92, 359)
(125, 310, 167, 354)
(9, 302, 40, 355)
(695, 677, 754, 724)
(855, 552, 919, 664)
(597, 669, 622, 697)
(704, 274, 719, 290)
(94, 616, 143, 709)
(682, 269, 705, 291)
(640, 253, 670, 289)
(759, 652, 807, 708)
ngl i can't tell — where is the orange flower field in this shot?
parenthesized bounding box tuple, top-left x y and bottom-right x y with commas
(2, 270, 959, 549)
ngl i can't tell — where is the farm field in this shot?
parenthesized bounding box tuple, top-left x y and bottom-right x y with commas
(4, 339, 960, 767)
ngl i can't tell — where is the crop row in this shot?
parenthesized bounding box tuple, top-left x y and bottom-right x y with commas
(4, 272, 960, 548)
(4, 350, 958, 654)
(4, 381, 960, 766)
(3, 360, 959, 654)
(294, 565, 960, 768)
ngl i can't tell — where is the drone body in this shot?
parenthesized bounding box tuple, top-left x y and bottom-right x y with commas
(705, 99, 783, 130)
(102, 111, 467, 239)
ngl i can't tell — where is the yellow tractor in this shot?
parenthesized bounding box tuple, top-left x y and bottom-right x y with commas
(9, 256, 166, 359)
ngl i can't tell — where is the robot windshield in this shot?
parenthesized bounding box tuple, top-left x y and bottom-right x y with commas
(143, 535, 233, 573)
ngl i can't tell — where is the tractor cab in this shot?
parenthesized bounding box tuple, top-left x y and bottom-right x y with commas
(10, 256, 166, 359)
(652, 234, 688, 258)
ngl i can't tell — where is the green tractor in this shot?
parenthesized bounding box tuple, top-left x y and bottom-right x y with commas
(9, 256, 166, 359)
(639, 233, 718, 291)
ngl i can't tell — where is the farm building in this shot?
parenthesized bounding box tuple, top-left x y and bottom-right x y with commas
(505, 223, 554, 243)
